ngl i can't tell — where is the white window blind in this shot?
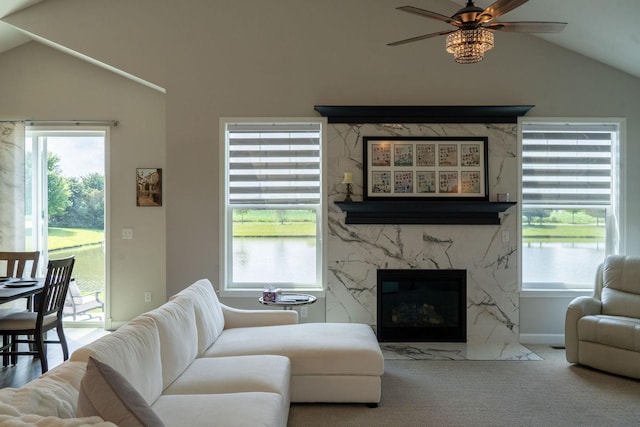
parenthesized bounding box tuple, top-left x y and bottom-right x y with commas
(522, 124, 614, 208)
(226, 123, 321, 205)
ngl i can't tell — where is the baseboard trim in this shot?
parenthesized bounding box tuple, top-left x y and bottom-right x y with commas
(105, 320, 127, 331)
(520, 334, 565, 346)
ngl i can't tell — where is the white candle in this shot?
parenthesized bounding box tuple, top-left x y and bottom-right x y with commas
(342, 172, 353, 184)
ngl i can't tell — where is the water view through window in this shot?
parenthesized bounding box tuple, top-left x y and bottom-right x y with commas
(233, 237, 316, 283)
(230, 208, 318, 287)
(522, 208, 606, 289)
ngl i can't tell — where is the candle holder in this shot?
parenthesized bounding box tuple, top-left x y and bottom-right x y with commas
(344, 183, 353, 202)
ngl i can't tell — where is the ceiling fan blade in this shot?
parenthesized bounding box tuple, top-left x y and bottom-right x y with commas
(387, 29, 456, 47)
(396, 6, 462, 26)
(486, 21, 567, 33)
(478, 0, 529, 23)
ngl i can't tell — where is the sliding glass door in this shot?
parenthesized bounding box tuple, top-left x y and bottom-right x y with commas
(25, 128, 107, 324)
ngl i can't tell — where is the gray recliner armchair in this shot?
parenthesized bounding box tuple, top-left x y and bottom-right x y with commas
(565, 255, 640, 378)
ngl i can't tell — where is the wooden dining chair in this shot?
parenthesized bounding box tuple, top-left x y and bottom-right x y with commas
(0, 256, 75, 373)
(0, 251, 41, 366)
(0, 251, 40, 278)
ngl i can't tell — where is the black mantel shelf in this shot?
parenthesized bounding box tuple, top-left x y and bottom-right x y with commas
(314, 105, 533, 124)
(334, 201, 516, 225)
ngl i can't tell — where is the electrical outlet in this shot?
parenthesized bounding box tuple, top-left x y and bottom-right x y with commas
(502, 230, 510, 243)
(144, 291, 152, 302)
(122, 228, 134, 240)
(300, 306, 308, 318)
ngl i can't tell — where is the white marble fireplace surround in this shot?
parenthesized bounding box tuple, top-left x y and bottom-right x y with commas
(326, 123, 519, 344)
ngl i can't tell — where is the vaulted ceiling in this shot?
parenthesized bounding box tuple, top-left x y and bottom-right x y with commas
(0, 0, 39, 52)
(1, 0, 639, 79)
(448, 0, 640, 79)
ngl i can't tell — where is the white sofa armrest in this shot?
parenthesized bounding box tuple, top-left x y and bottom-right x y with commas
(221, 304, 298, 329)
(565, 296, 602, 363)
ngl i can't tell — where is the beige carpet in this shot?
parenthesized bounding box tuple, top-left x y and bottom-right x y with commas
(287, 345, 640, 427)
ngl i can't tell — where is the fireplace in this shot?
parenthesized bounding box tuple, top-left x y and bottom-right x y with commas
(377, 269, 467, 342)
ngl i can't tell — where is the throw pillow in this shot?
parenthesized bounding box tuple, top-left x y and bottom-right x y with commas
(77, 357, 165, 427)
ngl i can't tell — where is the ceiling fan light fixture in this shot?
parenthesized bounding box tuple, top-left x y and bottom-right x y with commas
(445, 28, 494, 63)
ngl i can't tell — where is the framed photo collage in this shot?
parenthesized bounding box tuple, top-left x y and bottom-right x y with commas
(363, 136, 489, 200)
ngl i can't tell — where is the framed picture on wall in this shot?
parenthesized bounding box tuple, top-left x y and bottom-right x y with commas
(363, 136, 488, 200)
(136, 168, 163, 206)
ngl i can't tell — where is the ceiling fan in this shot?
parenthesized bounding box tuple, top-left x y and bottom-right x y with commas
(388, 0, 567, 63)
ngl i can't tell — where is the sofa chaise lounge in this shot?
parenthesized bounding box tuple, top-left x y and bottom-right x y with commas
(0, 279, 384, 426)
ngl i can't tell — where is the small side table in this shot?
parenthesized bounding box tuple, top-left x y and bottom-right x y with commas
(259, 293, 317, 310)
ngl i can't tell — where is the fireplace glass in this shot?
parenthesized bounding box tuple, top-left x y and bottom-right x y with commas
(377, 269, 466, 342)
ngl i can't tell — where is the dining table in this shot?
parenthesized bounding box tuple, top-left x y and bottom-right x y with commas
(0, 277, 44, 304)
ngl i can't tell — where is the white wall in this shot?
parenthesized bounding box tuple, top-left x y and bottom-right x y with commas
(2, 0, 640, 338)
(0, 42, 166, 326)
(519, 293, 590, 346)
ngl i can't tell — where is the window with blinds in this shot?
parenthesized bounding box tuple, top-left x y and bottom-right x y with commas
(222, 120, 324, 291)
(522, 125, 614, 208)
(226, 123, 321, 205)
(521, 121, 622, 290)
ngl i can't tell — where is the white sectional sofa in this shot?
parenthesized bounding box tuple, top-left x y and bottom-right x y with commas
(0, 279, 384, 426)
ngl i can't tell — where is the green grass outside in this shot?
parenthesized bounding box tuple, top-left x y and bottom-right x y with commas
(523, 224, 605, 243)
(48, 227, 104, 250)
(232, 209, 316, 237)
(233, 222, 315, 237)
(233, 209, 315, 223)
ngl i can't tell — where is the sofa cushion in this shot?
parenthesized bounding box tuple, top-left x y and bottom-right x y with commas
(0, 413, 115, 426)
(602, 255, 640, 294)
(141, 297, 198, 390)
(0, 361, 88, 419)
(601, 255, 640, 318)
(0, 363, 114, 425)
(13, 361, 88, 418)
(578, 314, 640, 351)
(0, 374, 84, 420)
(70, 315, 163, 405)
(601, 287, 640, 318)
(163, 355, 290, 419)
(163, 355, 290, 398)
(151, 393, 286, 427)
(77, 357, 166, 427)
(170, 279, 224, 356)
(203, 323, 384, 376)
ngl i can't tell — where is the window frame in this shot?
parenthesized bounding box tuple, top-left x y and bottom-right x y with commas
(219, 118, 327, 294)
(518, 117, 626, 292)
